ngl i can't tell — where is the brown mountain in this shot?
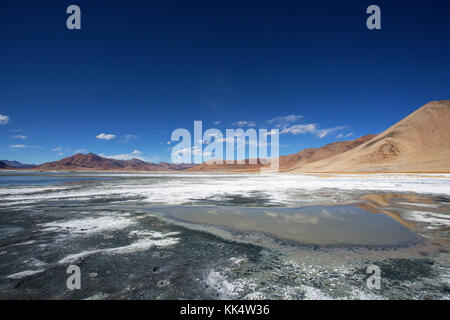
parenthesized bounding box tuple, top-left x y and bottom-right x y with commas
(290, 100, 450, 172)
(278, 134, 376, 171)
(36, 153, 192, 171)
(25, 100, 450, 173)
(188, 134, 376, 172)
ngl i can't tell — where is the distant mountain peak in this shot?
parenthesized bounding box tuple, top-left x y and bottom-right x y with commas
(0, 160, 36, 169)
(0, 161, 14, 169)
(36, 153, 192, 172)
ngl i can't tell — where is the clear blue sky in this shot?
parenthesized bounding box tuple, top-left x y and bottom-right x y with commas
(1, 0, 449, 164)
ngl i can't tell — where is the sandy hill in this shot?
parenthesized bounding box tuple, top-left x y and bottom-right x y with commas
(278, 134, 376, 171)
(291, 100, 450, 173)
(188, 134, 375, 172)
(37, 153, 192, 171)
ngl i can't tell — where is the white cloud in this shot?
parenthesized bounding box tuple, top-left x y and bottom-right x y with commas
(213, 121, 222, 125)
(232, 121, 256, 127)
(280, 123, 346, 138)
(316, 126, 346, 138)
(131, 150, 142, 155)
(281, 124, 317, 135)
(0, 114, 9, 125)
(122, 134, 138, 142)
(9, 144, 42, 149)
(267, 115, 303, 126)
(102, 150, 146, 161)
(173, 146, 203, 156)
(263, 113, 348, 138)
(75, 149, 88, 154)
(96, 133, 116, 141)
(336, 133, 354, 139)
(12, 135, 27, 139)
(52, 146, 63, 152)
(261, 129, 279, 137)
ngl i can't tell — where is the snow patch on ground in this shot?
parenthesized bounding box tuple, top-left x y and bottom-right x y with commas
(2, 173, 450, 207)
(41, 215, 136, 235)
(205, 270, 256, 299)
(397, 202, 439, 208)
(300, 285, 334, 300)
(7, 269, 45, 279)
(404, 210, 450, 226)
(58, 232, 180, 264)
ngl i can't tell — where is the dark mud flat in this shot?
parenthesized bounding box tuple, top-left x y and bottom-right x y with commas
(0, 202, 448, 300)
(0, 172, 449, 299)
(0, 207, 263, 299)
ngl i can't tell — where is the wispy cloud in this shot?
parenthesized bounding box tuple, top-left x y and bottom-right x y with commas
(0, 114, 9, 125)
(75, 148, 88, 154)
(12, 134, 27, 139)
(281, 123, 346, 138)
(232, 120, 256, 127)
(173, 146, 205, 157)
(280, 124, 317, 135)
(267, 115, 303, 127)
(52, 146, 63, 152)
(131, 150, 142, 156)
(9, 144, 41, 149)
(262, 113, 347, 139)
(96, 133, 116, 141)
(101, 150, 146, 161)
(121, 134, 138, 143)
(315, 126, 346, 138)
(213, 121, 222, 125)
(336, 133, 354, 139)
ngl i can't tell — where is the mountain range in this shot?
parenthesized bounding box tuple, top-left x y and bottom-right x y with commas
(0, 161, 14, 169)
(0, 160, 36, 169)
(35, 153, 193, 171)
(189, 100, 450, 173)
(1, 100, 449, 173)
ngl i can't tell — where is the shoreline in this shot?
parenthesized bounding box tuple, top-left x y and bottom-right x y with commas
(2, 168, 450, 174)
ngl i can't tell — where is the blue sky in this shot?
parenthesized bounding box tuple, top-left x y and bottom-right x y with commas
(1, 0, 449, 164)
